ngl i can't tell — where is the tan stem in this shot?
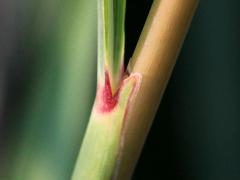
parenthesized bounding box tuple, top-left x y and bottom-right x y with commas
(115, 0, 199, 179)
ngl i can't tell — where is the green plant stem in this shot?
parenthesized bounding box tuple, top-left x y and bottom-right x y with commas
(72, 0, 198, 180)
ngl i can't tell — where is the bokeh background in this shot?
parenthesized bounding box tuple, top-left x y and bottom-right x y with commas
(0, 0, 97, 179)
(0, 0, 240, 179)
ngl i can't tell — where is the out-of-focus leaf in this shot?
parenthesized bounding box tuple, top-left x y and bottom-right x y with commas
(0, 0, 97, 179)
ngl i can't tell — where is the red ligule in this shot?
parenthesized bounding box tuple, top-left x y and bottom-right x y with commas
(98, 72, 120, 113)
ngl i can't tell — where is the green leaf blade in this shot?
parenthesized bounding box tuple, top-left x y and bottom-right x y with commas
(98, 0, 126, 93)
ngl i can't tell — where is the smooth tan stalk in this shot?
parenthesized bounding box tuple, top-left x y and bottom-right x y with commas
(115, 0, 199, 179)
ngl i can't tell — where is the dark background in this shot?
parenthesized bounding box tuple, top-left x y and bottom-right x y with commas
(126, 1, 240, 179)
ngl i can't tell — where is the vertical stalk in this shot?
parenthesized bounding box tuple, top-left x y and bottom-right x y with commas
(72, 0, 198, 179)
(115, 0, 199, 179)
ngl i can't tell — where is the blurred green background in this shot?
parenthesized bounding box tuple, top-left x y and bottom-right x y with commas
(0, 0, 240, 180)
(0, 0, 96, 179)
